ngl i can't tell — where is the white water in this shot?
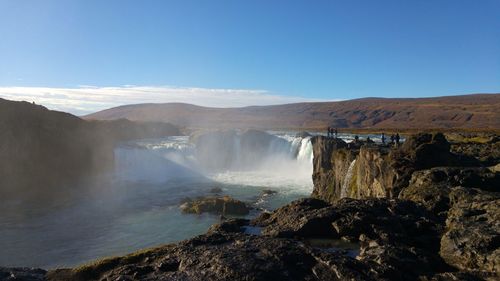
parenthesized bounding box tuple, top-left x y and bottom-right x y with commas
(340, 159, 357, 198)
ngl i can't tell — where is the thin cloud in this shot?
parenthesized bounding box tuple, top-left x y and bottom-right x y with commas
(0, 86, 328, 116)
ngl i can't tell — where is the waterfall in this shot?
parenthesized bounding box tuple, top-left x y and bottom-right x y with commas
(297, 137, 313, 163)
(340, 159, 357, 198)
(115, 133, 314, 182)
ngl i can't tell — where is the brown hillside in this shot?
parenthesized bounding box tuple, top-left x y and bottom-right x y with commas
(85, 94, 500, 130)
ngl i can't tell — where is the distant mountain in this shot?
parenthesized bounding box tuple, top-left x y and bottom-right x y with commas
(0, 98, 179, 199)
(85, 94, 500, 130)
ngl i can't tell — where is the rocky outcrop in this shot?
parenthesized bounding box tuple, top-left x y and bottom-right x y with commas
(311, 133, 481, 203)
(311, 137, 354, 202)
(440, 188, 500, 277)
(308, 132, 499, 279)
(180, 196, 250, 216)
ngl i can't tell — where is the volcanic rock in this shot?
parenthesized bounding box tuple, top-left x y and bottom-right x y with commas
(180, 196, 250, 216)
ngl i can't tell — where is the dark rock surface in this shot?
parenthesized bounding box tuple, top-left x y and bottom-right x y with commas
(180, 196, 250, 216)
(253, 198, 446, 279)
(399, 167, 499, 217)
(440, 188, 499, 277)
(0, 267, 46, 281)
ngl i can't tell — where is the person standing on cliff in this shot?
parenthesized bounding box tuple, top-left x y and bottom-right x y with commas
(381, 133, 386, 144)
(334, 128, 338, 139)
(327, 127, 331, 138)
(390, 134, 395, 144)
(395, 133, 401, 146)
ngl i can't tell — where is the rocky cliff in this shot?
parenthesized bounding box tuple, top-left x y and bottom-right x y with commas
(311, 133, 484, 203)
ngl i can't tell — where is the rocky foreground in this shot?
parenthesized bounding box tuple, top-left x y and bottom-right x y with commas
(2, 132, 499, 281)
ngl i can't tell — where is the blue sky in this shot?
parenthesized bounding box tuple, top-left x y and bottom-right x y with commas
(0, 0, 499, 114)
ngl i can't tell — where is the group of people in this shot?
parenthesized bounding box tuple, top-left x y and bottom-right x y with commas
(326, 127, 338, 138)
(380, 133, 401, 145)
(326, 127, 401, 146)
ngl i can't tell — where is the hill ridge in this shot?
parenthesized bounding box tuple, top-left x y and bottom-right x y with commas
(85, 93, 500, 130)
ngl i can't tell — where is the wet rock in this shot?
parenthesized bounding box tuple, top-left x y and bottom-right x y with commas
(0, 267, 46, 281)
(440, 187, 500, 277)
(180, 196, 250, 216)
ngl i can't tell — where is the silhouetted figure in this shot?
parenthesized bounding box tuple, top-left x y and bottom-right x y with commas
(395, 133, 401, 145)
(327, 127, 331, 138)
(354, 135, 359, 143)
(334, 128, 338, 139)
(381, 133, 386, 144)
(390, 134, 395, 144)
(366, 136, 371, 143)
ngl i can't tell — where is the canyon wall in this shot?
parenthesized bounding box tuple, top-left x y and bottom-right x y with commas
(311, 133, 482, 203)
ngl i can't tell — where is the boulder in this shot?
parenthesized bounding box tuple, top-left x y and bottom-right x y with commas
(252, 198, 337, 237)
(180, 196, 250, 216)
